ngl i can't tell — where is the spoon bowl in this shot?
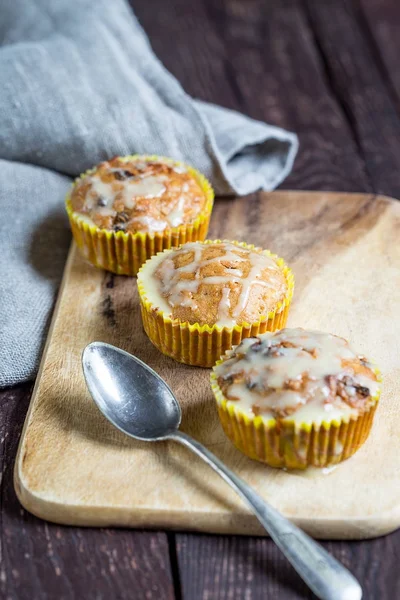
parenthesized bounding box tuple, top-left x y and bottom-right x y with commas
(82, 342, 181, 440)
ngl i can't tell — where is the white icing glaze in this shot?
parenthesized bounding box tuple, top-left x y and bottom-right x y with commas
(143, 157, 188, 173)
(334, 440, 344, 455)
(138, 250, 174, 314)
(121, 176, 166, 208)
(322, 465, 338, 475)
(231, 252, 279, 318)
(77, 160, 200, 233)
(167, 195, 186, 227)
(214, 328, 379, 426)
(172, 165, 188, 174)
(217, 287, 232, 327)
(76, 213, 95, 227)
(295, 464, 339, 478)
(82, 172, 167, 213)
(96, 206, 116, 217)
(119, 159, 148, 170)
(86, 178, 115, 208)
(131, 216, 167, 232)
(140, 242, 282, 326)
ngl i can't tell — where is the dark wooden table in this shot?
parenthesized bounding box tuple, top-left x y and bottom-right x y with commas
(2, 0, 400, 598)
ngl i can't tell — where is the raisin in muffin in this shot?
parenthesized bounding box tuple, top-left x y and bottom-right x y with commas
(137, 240, 293, 366)
(211, 328, 381, 469)
(66, 155, 214, 276)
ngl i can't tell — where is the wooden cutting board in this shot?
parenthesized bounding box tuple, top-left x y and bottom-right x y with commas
(14, 191, 400, 540)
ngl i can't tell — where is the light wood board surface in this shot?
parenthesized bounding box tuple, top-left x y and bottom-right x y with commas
(14, 191, 400, 539)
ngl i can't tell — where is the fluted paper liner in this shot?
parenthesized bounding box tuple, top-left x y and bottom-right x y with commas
(211, 364, 381, 469)
(137, 240, 294, 367)
(65, 155, 214, 276)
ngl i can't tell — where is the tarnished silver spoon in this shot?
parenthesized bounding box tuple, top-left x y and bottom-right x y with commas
(82, 341, 362, 600)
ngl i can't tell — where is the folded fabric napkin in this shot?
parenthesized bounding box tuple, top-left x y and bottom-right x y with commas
(0, 0, 298, 388)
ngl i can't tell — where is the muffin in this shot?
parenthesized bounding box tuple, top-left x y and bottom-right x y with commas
(66, 155, 214, 276)
(137, 240, 294, 367)
(211, 328, 381, 469)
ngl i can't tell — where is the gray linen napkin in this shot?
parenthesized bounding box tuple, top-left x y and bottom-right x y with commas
(0, 0, 298, 387)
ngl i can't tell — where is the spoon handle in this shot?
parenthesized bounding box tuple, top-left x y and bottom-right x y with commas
(169, 430, 362, 600)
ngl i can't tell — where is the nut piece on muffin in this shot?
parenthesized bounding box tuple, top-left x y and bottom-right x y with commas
(137, 240, 294, 367)
(211, 327, 381, 469)
(66, 155, 214, 276)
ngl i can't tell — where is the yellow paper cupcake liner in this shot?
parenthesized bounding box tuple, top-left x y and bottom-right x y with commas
(137, 240, 294, 367)
(211, 366, 381, 469)
(65, 155, 214, 276)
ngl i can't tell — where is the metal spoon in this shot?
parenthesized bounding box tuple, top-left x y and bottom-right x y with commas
(82, 341, 362, 600)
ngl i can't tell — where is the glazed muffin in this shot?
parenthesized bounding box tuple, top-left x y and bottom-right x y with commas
(211, 328, 381, 469)
(66, 155, 214, 276)
(137, 240, 294, 367)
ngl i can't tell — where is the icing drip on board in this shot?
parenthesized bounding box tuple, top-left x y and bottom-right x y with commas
(214, 328, 380, 425)
(147, 242, 284, 326)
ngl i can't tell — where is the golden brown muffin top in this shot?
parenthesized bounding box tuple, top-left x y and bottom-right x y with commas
(69, 156, 207, 233)
(214, 328, 380, 424)
(139, 241, 288, 326)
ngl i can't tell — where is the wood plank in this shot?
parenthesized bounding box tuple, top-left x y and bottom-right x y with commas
(359, 0, 400, 104)
(14, 191, 400, 539)
(134, 0, 369, 192)
(304, 0, 400, 197)
(0, 386, 174, 600)
(176, 534, 400, 600)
